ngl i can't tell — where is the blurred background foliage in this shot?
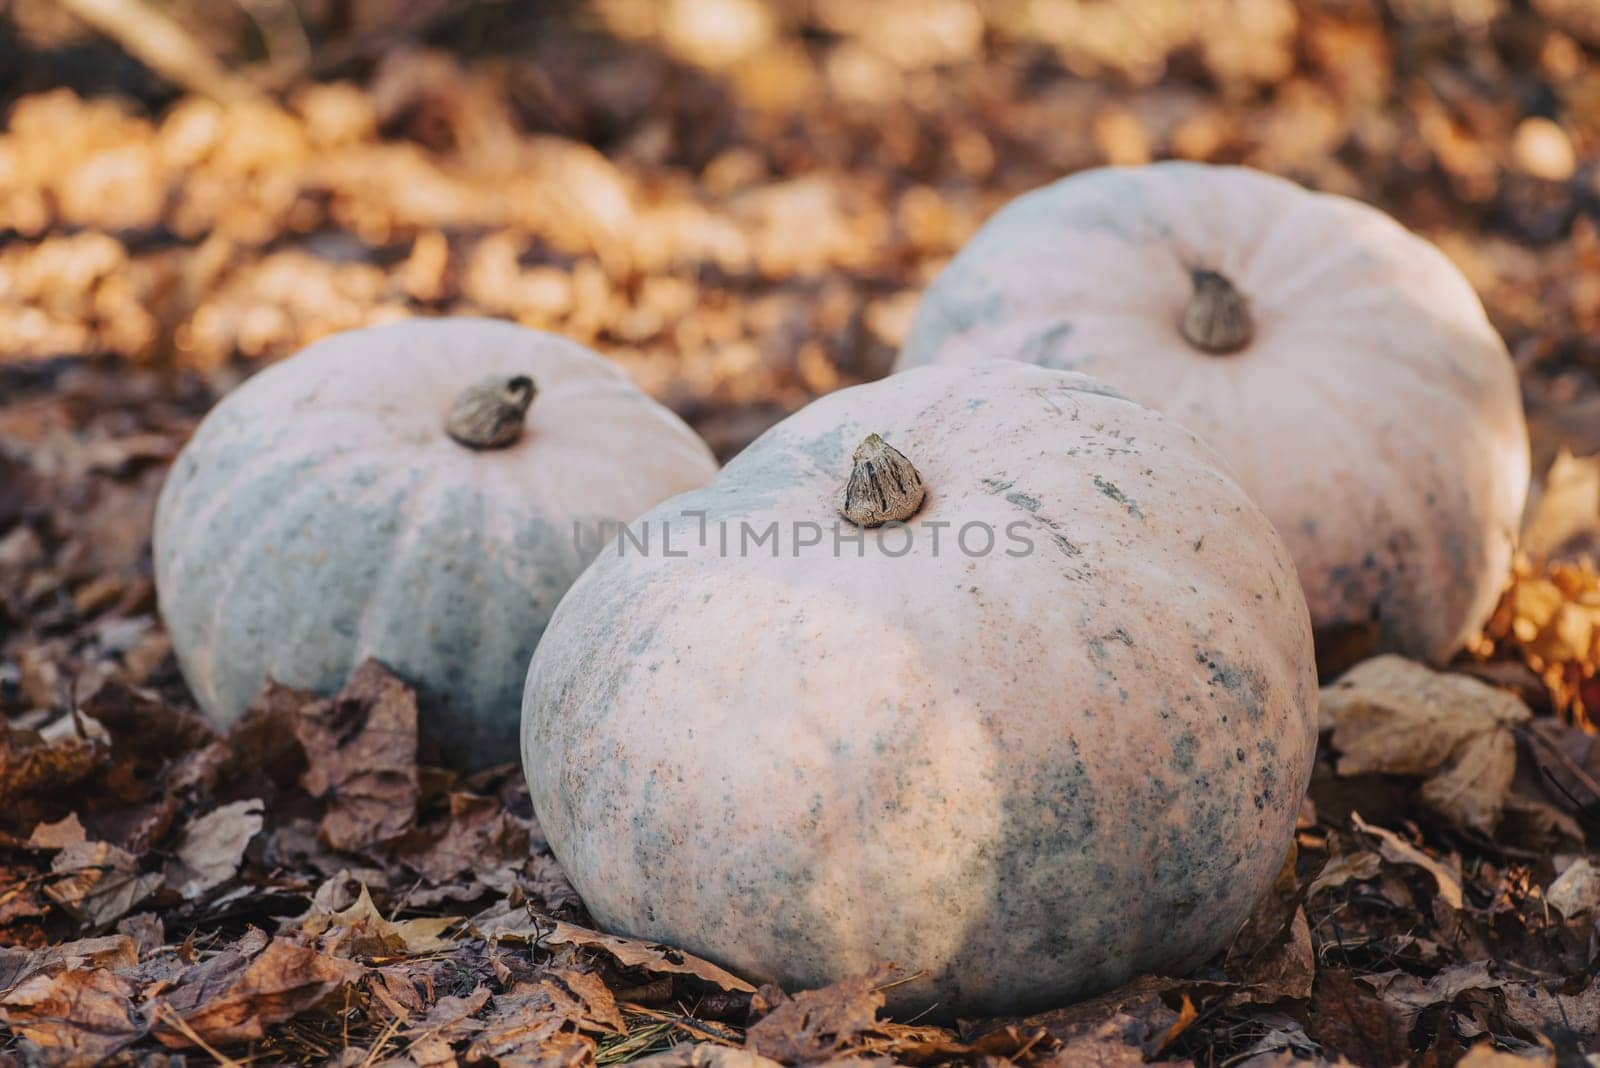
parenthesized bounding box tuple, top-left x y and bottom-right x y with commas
(2, 0, 1598, 457)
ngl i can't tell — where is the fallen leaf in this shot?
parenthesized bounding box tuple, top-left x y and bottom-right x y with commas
(1324, 657, 1529, 833)
(1362, 961, 1502, 1022)
(1501, 977, 1600, 1040)
(78, 678, 216, 771)
(745, 965, 890, 1063)
(27, 811, 91, 850)
(1307, 851, 1383, 897)
(163, 798, 264, 899)
(116, 912, 164, 957)
(46, 838, 163, 928)
(634, 1046, 783, 1068)
(1351, 812, 1464, 910)
(463, 974, 622, 1067)
(293, 660, 420, 852)
(1306, 967, 1408, 1067)
(0, 723, 105, 821)
(1521, 449, 1600, 561)
(1544, 856, 1600, 919)
(392, 789, 532, 903)
(1043, 1023, 1152, 1067)
(0, 934, 137, 998)
(1456, 1044, 1556, 1067)
(1231, 908, 1315, 1003)
(0, 967, 144, 1066)
(300, 883, 458, 957)
(475, 907, 756, 994)
(152, 935, 363, 1048)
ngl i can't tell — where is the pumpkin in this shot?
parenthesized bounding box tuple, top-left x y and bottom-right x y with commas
(154, 318, 717, 770)
(897, 162, 1530, 669)
(521, 361, 1317, 1016)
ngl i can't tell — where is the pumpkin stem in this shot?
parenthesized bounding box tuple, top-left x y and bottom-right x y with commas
(1180, 269, 1253, 354)
(840, 433, 925, 528)
(446, 375, 537, 449)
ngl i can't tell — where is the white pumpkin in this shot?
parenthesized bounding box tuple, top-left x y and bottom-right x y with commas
(155, 318, 717, 769)
(522, 361, 1317, 1016)
(897, 162, 1530, 668)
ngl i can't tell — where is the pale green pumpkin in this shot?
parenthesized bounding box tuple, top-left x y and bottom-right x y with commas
(522, 361, 1317, 1016)
(899, 162, 1529, 669)
(156, 318, 716, 769)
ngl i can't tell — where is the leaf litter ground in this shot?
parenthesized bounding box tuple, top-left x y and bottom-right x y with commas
(3, 1, 1600, 1064)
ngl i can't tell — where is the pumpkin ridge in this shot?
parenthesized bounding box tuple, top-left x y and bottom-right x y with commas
(183, 452, 389, 716)
(346, 459, 462, 672)
(158, 434, 414, 589)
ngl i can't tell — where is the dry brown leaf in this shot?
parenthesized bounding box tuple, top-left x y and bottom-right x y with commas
(1037, 1030, 1151, 1066)
(1362, 961, 1502, 1022)
(1231, 908, 1315, 1004)
(1501, 977, 1600, 1040)
(1351, 812, 1464, 910)
(45, 837, 164, 927)
(301, 883, 458, 957)
(634, 1047, 782, 1068)
(163, 798, 264, 899)
(1324, 656, 1529, 833)
(1456, 1046, 1556, 1067)
(745, 965, 891, 1064)
(0, 934, 137, 998)
(0, 967, 144, 1067)
(293, 660, 420, 852)
(1305, 968, 1408, 1067)
(1522, 449, 1600, 561)
(462, 974, 622, 1068)
(475, 907, 756, 994)
(1545, 856, 1600, 919)
(1306, 851, 1383, 898)
(152, 936, 364, 1048)
(78, 677, 216, 769)
(392, 788, 534, 905)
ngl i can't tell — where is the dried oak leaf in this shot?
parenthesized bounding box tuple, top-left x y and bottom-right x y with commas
(78, 678, 216, 771)
(474, 907, 755, 994)
(1361, 961, 1502, 1024)
(393, 789, 532, 903)
(0, 966, 144, 1067)
(1306, 850, 1383, 898)
(1306, 967, 1409, 1067)
(1010, 974, 1225, 1051)
(40, 819, 163, 929)
(0, 722, 105, 822)
(162, 798, 264, 899)
(292, 660, 420, 852)
(463, 973, 623, 1068)
(0, 934, 137, 999)
(1229, 907, 1314, 1004)
(1324, 657, 1529, 834)
(225, 678, 311, 795)
(299, 883, 458, 958)
(745, 964, 892, 1063)
(1501, 977, 1600, 1041)
(1351, 812, 1464, 910)
(151, 935, 363, 1048)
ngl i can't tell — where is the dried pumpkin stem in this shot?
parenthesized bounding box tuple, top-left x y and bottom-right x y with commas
(1180, 268, 1254, 354)
(840, 433, 925, 528)
(446, 375, 537, 449)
